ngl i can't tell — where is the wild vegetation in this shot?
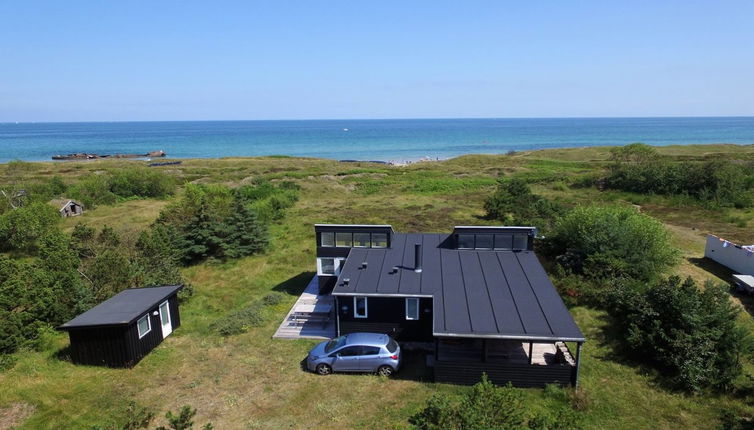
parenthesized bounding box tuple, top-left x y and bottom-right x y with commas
(1, 144, 754, 428)
(0, 174, 293, 357)
(605, 143, 754, 208)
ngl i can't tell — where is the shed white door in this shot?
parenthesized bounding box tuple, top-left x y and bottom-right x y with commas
(158, 300, 172, 338)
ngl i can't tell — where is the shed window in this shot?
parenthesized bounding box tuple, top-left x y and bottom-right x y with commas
(354, 297, 368, 318)
(457, 234, 475, 249)
(494, 234, 513, 250)
(353, 232, 371, 248)
(513, 233, 529, 250)
(475, 234, 493, 250)
(320, 232, 335, 247)
(372, 233, 388, 248)
(137, 314, 151, 339)
(405, 298, 419, 320)
(336, 232, 353, 247)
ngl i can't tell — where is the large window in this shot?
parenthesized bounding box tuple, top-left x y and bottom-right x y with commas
(353, 232, 371, 248)
(513, 234, 528, 250)
(354, 297, 368, 318)
(475, 234, 493, 250)
(336, 232, 353, 247)
(137, 314, 151, 339)
(318, 257, 344, 276)
(456, 232, 530, 250)
(405, 298, 419, 320)
(494, 234, 513, 250)
(457, 234, 475, 249)
(372, 233, 388, 248)
(320, 232, 335, 247)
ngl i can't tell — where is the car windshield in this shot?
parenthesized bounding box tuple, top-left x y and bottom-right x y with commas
(325, 336, 347, 353)
(386, 339, 398, 353)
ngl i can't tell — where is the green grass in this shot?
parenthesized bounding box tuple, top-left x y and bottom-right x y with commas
(2, 145, 754, 428)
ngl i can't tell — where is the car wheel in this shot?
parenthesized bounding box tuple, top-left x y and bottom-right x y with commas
(316, 363, 332, 375)
(377, 365, 394, 377)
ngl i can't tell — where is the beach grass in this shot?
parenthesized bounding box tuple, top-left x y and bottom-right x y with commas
(1, 144, 754, 428)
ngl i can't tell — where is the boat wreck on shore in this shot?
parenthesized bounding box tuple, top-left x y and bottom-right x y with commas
(52, 150, 166, 160)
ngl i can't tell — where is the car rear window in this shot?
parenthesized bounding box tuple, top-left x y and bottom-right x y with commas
(386, 339, 398, 353)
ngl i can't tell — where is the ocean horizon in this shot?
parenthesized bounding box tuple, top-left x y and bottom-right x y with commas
(1, 116, 754, 163)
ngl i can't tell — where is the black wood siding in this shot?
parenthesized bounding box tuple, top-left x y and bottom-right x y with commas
(68, 326, 130, 367)
(336, 296, 433, 341)
(434, 361, 575, 388)
(66, 293, 181, 367)
(317, 276, 337, 295)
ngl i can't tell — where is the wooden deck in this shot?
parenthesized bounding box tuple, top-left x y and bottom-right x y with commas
(273, 276, 336, 340)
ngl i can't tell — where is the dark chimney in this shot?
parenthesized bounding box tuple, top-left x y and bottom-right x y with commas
(414, 243, 422, 273)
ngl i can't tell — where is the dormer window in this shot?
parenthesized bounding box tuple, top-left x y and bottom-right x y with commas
(320, 232, 335, 247)
(475, 234, 493, 250)
(353, 232, 371, 247)
(372, 233, 388, 248)
(336, 232, 353, 247)
(457, 234, 475, 249)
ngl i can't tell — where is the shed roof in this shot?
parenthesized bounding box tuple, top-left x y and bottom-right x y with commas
(332, 233, 584, 342)
(58, 285, 182, 330)
(49, 198, 82, 210)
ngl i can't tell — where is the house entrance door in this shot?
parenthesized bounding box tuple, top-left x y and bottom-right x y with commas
(159, 301, 172, 338)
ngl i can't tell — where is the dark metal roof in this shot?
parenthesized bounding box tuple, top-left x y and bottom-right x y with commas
(58, 285, 183, 330)
(332, 234, 584, 342)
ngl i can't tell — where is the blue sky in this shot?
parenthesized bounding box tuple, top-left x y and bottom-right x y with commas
(1, 1, 753, 121)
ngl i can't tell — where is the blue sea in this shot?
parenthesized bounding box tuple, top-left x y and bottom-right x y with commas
(1, 117, 754, 163)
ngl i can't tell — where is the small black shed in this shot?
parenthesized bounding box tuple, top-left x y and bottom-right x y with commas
(58, 285, 183, 367)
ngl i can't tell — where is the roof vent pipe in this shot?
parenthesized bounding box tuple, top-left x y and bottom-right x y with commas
(414, 243, 423, 273)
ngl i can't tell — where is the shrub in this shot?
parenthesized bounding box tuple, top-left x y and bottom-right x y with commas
(410, 375, 581, 429)
(261, 292, 285, 306)
(0, 354, 17, 372)
(156, 405, 213, 430)
(69, 174, 117, 208)
(210, 303, 266, 336)
(108, 168, 176, 199)
(484, 177, 565, 233)
(0, 202, 60, 252)
(544, 205, 679, 282)
(605, 143, 753, 207)
(607, 276, 746, 392)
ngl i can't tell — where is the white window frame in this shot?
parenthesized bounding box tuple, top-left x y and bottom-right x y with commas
(371, 233, 388, 248)
(353, 232, 371, 248)
(354, 296, 368, 318)
(320, 231, 335, 247)
(316, 257, 346, 276)
(405, 298, 419, 320)
(137, 314, 151, 339)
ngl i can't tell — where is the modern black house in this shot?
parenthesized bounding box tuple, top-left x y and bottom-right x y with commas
(313, 224, 585, 387)
(58, 285, 182, 367)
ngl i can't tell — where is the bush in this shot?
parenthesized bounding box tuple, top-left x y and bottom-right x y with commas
(410, 375, 581, 429)
(605, 143, 753, 207)
(156, 405, 213, 430)
(607, 276, 746, 392)
(0, 202, 60, 252)
(109, 168, 176, 199)
(261, 292, 285, 306)
(0, 354, 17, 372)
(544, 205, 679, 282)
(210, 303, 266, 336)
(484, 177, 565, 233)
(69, 174, 118, 208)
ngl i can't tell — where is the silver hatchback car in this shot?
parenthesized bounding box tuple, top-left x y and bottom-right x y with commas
(306, 332, 401, 376)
